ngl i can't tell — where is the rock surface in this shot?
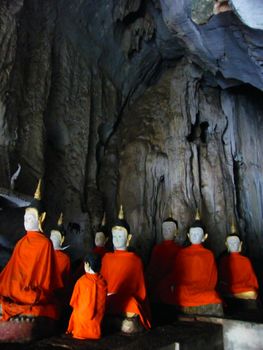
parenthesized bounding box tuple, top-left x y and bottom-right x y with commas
(0, 0, 262, 272)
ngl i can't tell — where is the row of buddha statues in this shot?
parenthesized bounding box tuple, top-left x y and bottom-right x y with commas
(0, 180, 260, 341)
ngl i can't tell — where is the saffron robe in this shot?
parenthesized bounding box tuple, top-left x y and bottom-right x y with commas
(218, 252, 259, 296)
(159, 244, 221, 307)
(147, 240, 181, 300)
(54, 250, 71, 288)
(67, 273, 107, 339)
(101, 250, 151, 330)
(0, 231, 63, 320)
(93, 246, 108, 258)
(54, 249, 72, 304)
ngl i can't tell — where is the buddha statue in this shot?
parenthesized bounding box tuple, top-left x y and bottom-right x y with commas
(0, 180, 63, 341)
(147, 216, 181, 302)
(218, 222, 259, 312)
(50, 213, 72, 326)
(100, 205, 151, 334)
(158, 210, 223, 316)
(93, 213, 109, 258)
(50, 213, 71, 287)
(67, 252, 107, 339)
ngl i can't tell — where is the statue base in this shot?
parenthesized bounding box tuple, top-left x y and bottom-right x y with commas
(179, 303, 224, 317)
(103, 315, 144, 335)
(0, 316, 57, 342)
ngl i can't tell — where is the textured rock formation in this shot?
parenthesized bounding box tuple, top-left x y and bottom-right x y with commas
(0, 0, 262, 270)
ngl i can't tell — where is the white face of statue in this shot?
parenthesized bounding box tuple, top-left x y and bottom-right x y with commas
(162, 222, 177, 241)
(112, 226, 128, 250)
(50, 230, 63, 250)
(95, 231, 106, 247)
(226, 236, 241, 253)
(188, 227, 205, 244)
(24, 208, 39, 231)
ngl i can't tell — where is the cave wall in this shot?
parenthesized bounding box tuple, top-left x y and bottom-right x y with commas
(0, 0, 263, 264)
(100, 59, 263, 262)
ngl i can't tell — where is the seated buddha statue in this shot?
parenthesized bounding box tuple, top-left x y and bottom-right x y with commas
(0, 180, 63, 341)
(100, 205, 151, 334)
(50, 213, 71, 289)
(147, 216, 181, 302)
(50, 213, 72, 327)
(93, 213, 109, 258)
(158, 210, 223, 316)
(218, 222, 259, 312)
(67, 252, 107, 340)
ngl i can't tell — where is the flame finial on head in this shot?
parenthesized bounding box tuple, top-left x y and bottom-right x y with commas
(34, 179, 42, 200)
(101, 212, 106, 226)
(58, 212, 63, 226)
(230, 219, 237, 235)
(195, 209, 201, 220)
(118, 205, 124, 220)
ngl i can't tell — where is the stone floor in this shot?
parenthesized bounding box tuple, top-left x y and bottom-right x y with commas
(1, 305, 263, 350)
(0, 320, 223, 350)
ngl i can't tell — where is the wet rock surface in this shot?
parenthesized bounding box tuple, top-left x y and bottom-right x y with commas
(0, 0, 262, 273)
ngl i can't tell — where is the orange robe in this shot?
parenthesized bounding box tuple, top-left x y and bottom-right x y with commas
(54, 250, 72, 304)
(0, 231, 63, 320)
(159, 244, 221, 307)
(93, 246, 108, 258)
(147, 240, 181, 300)
(67, 273, 107, 339)
(218, 252, 259, 296)
(101, 250, 151, 330)
(54, 250, 71, 288)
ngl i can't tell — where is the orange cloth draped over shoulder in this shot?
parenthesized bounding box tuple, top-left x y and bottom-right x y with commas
(0, 231, 63, 320)
(54, 250, 71, 287)
(218, 252, 259, 296)
(67, 273, 107, 339)
(159, 244, 221, 307)
(54, 249, 72, 302)
(147, 240, 181, 300)
(101, 250, 151, 330)
(93, 246, 108, 258)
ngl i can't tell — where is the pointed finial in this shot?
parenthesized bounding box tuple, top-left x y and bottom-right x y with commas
(34, 179, 42, 200)
(58, 212, 63, 226)
(195, 208, 200, 220)
(231, 219, 237, 234)
(118, 205, 124, 220)
(101, 212, 106, 226)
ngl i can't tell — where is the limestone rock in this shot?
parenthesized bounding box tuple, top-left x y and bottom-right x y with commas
(0, 0, 262, 267)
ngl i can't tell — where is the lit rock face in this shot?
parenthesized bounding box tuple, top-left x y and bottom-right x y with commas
(229, 0, 263, 30)
(100, 60, 263, 260)
(0, 0, 262, 263)
(161, 0, 263, 90)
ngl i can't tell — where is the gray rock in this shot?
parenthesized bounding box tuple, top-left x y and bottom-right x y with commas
(0, 0, 263, 268)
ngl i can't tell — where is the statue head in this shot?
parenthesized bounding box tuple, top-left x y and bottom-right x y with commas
(84, 252, 101, 274)
(50, 213, 65, 250)
(112, 205, 132, 250)
(162, 217, 178, 241)
(24, 179, 46, 232)
(94, 212, 108, 247)
(50, 230, 65, 249)
(188, 209, 208, 245)
(226, 221, 242, 253)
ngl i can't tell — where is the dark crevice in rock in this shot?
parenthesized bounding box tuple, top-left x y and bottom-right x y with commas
(200, 121, 209, 144)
